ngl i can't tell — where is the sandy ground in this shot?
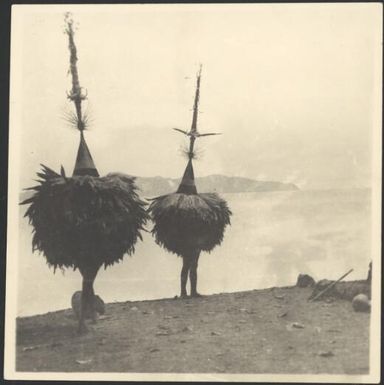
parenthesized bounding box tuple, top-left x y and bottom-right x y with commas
(16, 286, 370, 374)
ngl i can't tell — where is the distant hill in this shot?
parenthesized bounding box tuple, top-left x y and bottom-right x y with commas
(18, 175, 298, 202)
(136, 175, 298, 197)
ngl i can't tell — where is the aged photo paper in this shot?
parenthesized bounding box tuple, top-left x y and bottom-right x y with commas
(4, 3, 382, 382)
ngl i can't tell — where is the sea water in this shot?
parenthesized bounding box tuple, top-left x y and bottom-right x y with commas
(16, 188, 372, 317)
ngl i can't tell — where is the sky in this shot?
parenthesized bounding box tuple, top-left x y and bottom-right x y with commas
(11, 3, 382, 190)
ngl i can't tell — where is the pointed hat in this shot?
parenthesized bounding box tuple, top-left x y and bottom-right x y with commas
(73, 132, 99, 177)
(177, 159, 197, 195)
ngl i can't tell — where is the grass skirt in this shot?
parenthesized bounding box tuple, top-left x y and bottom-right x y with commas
(21, 165, 148, 271)
(148, 192, 231, 257)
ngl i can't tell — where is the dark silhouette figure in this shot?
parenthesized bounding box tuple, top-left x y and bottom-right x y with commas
(148, 65, 231, 299)
(21, 14, 148, 334)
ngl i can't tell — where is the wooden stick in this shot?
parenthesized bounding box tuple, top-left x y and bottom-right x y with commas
(64, 13, 87, 131)
(308, 268, 354, 302)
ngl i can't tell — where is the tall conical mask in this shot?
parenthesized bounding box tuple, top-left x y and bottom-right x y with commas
(64, 14, 99, 178)
(177, 159, 197, 195)
(73, 132, 99, 177)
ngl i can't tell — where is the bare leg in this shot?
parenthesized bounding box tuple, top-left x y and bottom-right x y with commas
(78, 287, 87, 334)
(190, 250, 202, 298)
(180, 256, 190, 298)
(78, 278, 91, 334)
(78, 264, 100, 334)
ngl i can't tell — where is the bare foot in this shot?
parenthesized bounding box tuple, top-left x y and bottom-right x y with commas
(191, 292, 204, 298)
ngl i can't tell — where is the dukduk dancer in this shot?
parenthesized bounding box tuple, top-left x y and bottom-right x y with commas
(149, 65, 232, 298)
(21, 14, 148, 333)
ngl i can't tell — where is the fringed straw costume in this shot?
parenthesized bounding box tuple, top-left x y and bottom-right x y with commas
(21, 14, 148, 333)
(149, 66, 232, 298)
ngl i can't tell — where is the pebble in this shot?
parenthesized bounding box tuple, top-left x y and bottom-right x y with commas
(286, 322, 305, 331)
(292, 322, 305, 329)
(278, 311, 288, 318)
(22, 346, 40, 352)
(318, 350, 334, 357)
(296, 274, 315, 288)
(76, 359, 93, 365)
